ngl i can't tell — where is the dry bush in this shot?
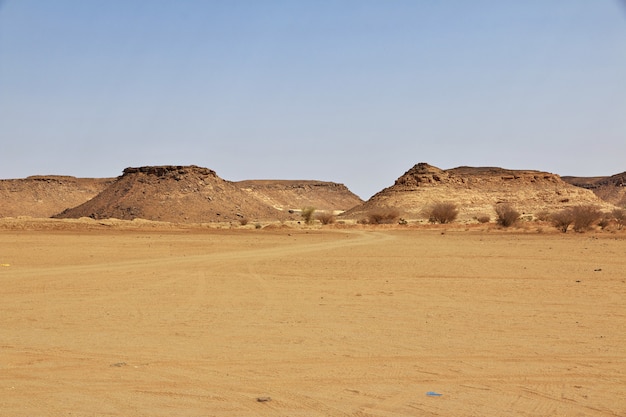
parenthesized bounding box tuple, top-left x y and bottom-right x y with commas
(476, 215, 490, 224)
(551, 208, 574, 233)
(367, 208, 400, 225)
(428, 202, 459, 224)
(495, 204, 519, 227)
(316, 212, 336, 225)
(301, 206, 316, 225)
(613, 208, 626, 230)
(238, 217, 249, 226)
(571, 205, 602, 232)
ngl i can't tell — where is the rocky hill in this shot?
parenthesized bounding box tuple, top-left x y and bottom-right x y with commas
(562, 172, 626, 207)
(236, 180, 362, 213)
(0, 176, 113, 218)
(51, 165, 362, 223)
(342, 163, 616, 222)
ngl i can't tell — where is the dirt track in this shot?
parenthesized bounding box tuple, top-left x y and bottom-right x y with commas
(1, 225, 625, 416)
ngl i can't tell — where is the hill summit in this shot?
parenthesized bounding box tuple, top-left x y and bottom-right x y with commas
(53, 165, 362, 223)
(54, 165, 289, 223)
(343, 162, 614, 221)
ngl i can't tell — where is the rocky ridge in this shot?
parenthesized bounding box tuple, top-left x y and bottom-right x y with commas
(343, 163, 616, 221)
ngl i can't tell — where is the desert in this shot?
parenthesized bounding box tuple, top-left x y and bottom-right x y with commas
(1, 163, 626, 416)
(1, 218, 625, 416)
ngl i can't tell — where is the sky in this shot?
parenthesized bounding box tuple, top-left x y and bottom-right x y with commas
(1, 1, 625, 199)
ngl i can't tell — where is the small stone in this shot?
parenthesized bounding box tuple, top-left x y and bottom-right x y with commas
(256, 396, 271, 402)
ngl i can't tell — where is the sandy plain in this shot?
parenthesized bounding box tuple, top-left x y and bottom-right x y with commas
(1, 221, 625, 416)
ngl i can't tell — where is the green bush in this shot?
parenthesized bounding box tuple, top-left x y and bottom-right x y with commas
(301, 206, 316, 225)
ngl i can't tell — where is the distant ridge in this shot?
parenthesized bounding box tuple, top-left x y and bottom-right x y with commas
(236, 179, 362, 213)
(0, 176, 113, 218)
(562, 172, 626, 207)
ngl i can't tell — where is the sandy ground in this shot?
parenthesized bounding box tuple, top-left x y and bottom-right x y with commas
(1, 223, 625, 416)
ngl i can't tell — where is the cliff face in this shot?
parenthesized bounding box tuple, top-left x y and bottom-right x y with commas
(343, 163, 615, 221)
(0, 176, 113, 218)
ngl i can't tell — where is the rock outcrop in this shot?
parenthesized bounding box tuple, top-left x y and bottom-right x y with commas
(53, 165, 289, 222)
(343, 163, 616, 222)
(52, 165, 362, 223)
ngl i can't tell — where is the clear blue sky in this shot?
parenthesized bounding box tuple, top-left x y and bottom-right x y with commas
(1, 1, 625, 199)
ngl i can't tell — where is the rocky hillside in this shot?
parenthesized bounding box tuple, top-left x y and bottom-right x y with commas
(236, 180, 362, 213)
(343, 163, 616, 222)
(51, 165, 362, 223)
(0, 176, 113, 218)
(53, 166, 293, 223)
(562, 172, 626, 207)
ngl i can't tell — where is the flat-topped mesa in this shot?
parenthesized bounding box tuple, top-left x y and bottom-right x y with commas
(393, 163, 562, 190)
(342, 162, 615, 222)
(122, 165, 217, 178)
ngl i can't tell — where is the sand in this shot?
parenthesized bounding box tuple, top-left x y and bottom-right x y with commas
(1, 224, 625, 416)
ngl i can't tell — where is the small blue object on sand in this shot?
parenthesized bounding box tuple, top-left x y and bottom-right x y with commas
(426, 391, 443, 397)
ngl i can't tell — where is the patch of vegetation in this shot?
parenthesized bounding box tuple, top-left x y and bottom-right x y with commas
(550, 208, 574, 233)
(366, 208, 400, 225)
(428, 202, 459, 224)
(301, 206, 316, 225)
(316, 212, 336, 225)
(495, 204, 519, 227)
(476, 215, 490, 224)
(571, 205, 602, 232)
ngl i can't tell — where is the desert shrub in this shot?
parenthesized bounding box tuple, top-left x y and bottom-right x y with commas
(476, 215, 490, 224)
(316, 212, 336, 225)
(367, 208, 400, 225)
(301, 206, 316, 225)
(254, 223, 262, 229)
(613, 208, 626, 230)
(495, 204, 519, 227)
(239, 217, 249, 226)
(571, 205, 602, 232)
(428, 202, 459, 224)
(551, 208, 574, 233)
